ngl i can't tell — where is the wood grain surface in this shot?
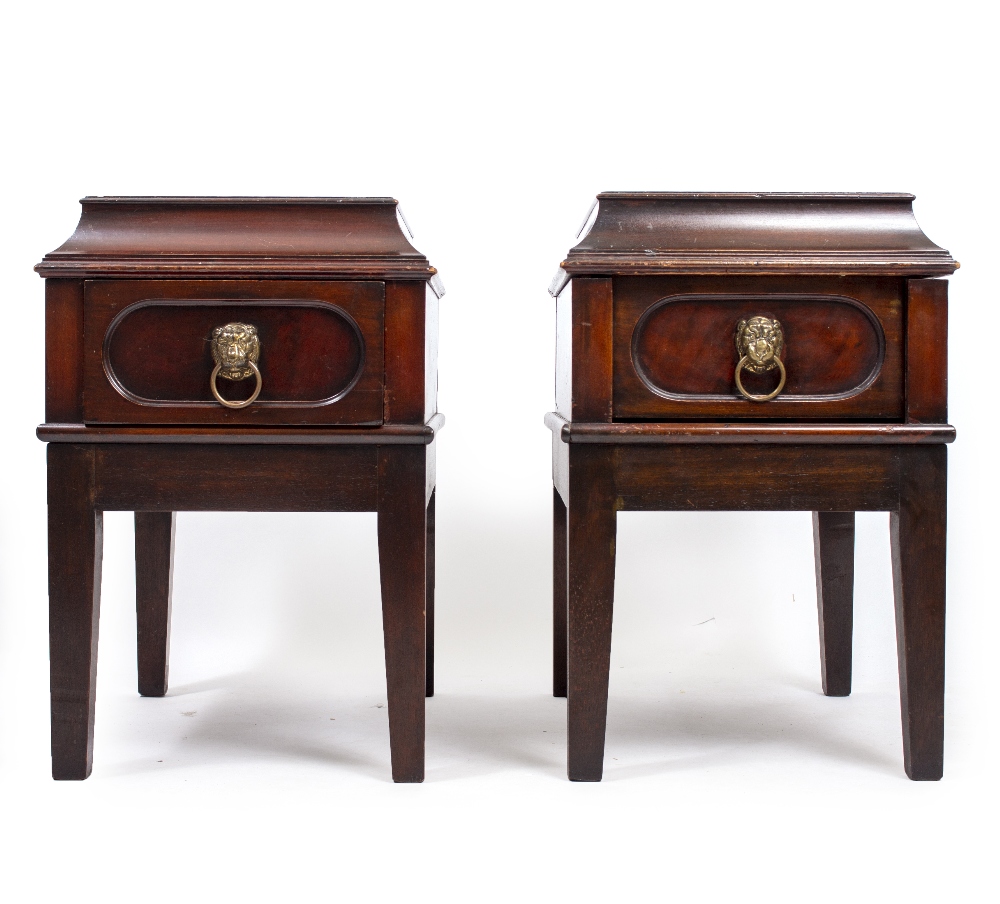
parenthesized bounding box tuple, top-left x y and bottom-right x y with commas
(562, 193, 957, 276)
(36, 196, 436, 280)
(550, 196, 953, 783)
(566, 445, 617, 781)
(813, 511, 856, 697)
(47, 445, 103, 780)
(134, 512, 174, 698)
(39, 198, 441, 783)
(905, 278, 949, 423)
(378, 445, 428, 782)
(614, 275, 904, 419)
(891, 445, 947, 780)
(83, 279, 384, 426)
(92, 445, 379, 512)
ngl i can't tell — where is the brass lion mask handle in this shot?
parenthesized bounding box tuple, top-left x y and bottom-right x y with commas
(735, 316, 786, 402)
(210, 322, 262, 409)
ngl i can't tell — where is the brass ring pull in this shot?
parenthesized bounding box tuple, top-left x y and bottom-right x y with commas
(734, 316, 786, 402)
(735, 354, 786, 402)
(210, 360, 262, 408)
(210, 322, 262, 409)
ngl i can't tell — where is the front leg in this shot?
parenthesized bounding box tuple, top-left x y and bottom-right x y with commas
(47, 445, 103, 780)
(566, 446, 617, 782)
(377, 446, 427, 783)
(891, 446, 947, 781)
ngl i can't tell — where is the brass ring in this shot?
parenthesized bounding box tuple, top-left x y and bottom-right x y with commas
(735, 355, 786, 402)
(211, 361, 262, 409)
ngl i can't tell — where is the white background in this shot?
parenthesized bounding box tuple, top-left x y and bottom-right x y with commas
(1, 1, 997, 900)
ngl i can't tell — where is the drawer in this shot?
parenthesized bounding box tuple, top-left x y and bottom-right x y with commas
(83, 280, 384, 426)
(613, 276, 904, 420)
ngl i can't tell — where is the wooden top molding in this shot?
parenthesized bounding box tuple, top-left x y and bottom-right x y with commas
(555, 192, 957, 281)
(36, 197, 441, 283)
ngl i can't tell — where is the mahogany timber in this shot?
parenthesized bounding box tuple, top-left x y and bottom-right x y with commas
(544, 413, 955, 445)
(425, 490, 436, 698)
(134, 512, 174, 697)
(553, 488, 568, 698)
(91, 445, 379, 512)
(813, 512, 856, 697)
(83, 279, 385, 426)
(38, 415, 444, 444)
(905, 279, 949, 423)
(104, 301, 365, 406)
(39, 197, 443, 783)
(548, 191, 956, 783)
(47, 444, 103, 780)
(560, 193, 957, 277)
(35, 197, 438, 281)
(616, 275, 903, 420)
(45, 280, 85, 423)
(565, 445, 616, 782)
(892, 445, 947, 780)
(548, 435, 950, 781)
(566, 278, 614, 422)
(385, 281, 432, 424)
(378, 446, 429, 782)
(611, 444, 900, 513)
(632, 295, 883, 398)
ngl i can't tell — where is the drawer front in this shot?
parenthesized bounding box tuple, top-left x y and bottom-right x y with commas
(613, 276, 904, 420)
(84, 280, 384, 425)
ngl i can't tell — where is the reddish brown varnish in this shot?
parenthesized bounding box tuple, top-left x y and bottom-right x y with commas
(634, 296, 881, 396)
(84, 279, 384, 426)
(107, 302, 365, 404)
(616, 275, 902, 420)
(38, 197, 442, 784)
(548, 192, 956, 784)
(905, 278, 948, 423)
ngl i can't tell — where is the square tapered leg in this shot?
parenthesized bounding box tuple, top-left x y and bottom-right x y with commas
(135, 511, 175, 698)
(47, 445, 104, 781)
(377, 446, 428, 782)
(891, 445, 947, 781)
(553, 487, 568, 698)
(566, 446, 617, 782)
(813, 511, 856, 697)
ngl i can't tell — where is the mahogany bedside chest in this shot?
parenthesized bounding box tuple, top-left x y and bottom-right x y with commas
(37, 197, 443, 782)
(546, 192, 957, 781)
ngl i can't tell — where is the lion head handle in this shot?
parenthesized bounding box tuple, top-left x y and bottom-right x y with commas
(211, 322, 260, 381)
(735, 316, 783, 374)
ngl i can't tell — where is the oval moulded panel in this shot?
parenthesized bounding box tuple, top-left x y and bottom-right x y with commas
(104, 299, 366, 407)
(631, 294, 885, 401)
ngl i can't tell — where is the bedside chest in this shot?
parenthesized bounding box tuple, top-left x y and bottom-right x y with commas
(37, 197, 443, 782)
(546, 192, 957, 781)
